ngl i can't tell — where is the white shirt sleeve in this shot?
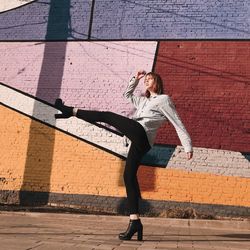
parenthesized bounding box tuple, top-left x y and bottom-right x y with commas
(159, 96, 193, 153)
(123, 77, 143, 109)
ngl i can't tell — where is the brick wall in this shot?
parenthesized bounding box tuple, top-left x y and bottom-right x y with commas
(154, 41, 250, 153)
(1, 0, 249, 40)
(1, 105, 250, 218)
(0, 0, 249, 218)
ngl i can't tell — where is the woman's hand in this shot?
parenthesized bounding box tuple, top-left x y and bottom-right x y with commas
(187, 152, 193, 160)
(136, 70, 146, 80)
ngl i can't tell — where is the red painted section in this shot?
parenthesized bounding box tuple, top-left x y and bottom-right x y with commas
(154, 41, 250, 153)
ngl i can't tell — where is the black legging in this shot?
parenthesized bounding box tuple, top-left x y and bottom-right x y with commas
(76, 110, 151, 214)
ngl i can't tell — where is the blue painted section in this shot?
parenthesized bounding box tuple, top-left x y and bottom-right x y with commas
(141, 145, 176, 167)
(91, 0, 250, 39)
(0, 0, 91, 40)
(242, 153, 250, 162)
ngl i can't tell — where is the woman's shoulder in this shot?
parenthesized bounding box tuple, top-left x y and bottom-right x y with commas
(158, 94, 171, 101)
(157, 95, 175, 108)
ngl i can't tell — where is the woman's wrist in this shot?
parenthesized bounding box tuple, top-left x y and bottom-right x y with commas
(132, 75, 140, 81)
(136, 70, 146, 80)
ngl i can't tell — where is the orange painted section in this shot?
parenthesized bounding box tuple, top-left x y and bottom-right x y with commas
(1, 105, 250, 207)
(138, 168, 250, 207)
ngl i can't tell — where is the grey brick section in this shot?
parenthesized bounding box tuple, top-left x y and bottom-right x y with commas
(165, 147, 250, 178)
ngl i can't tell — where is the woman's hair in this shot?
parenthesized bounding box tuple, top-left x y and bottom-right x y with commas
(145, 72, 164, 98)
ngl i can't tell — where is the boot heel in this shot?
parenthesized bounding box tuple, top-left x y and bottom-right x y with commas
(119, 219, 143, 241)
(54, 98, 73, 119)
(137, 227, 143, 241)
(54, 98, 63, 109)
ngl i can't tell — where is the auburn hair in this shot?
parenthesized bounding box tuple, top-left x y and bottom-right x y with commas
(145, 72, 164, 98)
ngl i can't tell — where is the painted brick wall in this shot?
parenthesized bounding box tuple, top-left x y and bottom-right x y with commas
(1, 105, 250, 214)
(92, 0, 250, 39)
(0, 0, 249, 218)
(1, 0, 250, 40)
(0, 0, 91, 40)
(154, 41, 250, 153)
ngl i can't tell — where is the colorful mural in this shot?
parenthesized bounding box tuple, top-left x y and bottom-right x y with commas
(0, 0, 249, 218)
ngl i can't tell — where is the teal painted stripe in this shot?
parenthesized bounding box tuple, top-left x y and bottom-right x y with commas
(141, 145, 176, 167)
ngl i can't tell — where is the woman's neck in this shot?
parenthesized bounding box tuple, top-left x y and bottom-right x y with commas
(149, 91, 158, 97)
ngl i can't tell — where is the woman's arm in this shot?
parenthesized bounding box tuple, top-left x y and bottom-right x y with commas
(159, 96, 193, 159)
(123, 70, 146, 108)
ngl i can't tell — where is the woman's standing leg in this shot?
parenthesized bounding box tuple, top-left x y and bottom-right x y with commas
(118, 142, 150, 241)
(123, 143, 149, 214)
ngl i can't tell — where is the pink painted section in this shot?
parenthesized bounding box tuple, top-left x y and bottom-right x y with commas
(0, 41, 156, 115)
(0, 42, 44, 91)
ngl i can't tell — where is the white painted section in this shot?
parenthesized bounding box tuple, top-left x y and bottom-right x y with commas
(0, 0, 36, 12)
(0, 83, 129, 157)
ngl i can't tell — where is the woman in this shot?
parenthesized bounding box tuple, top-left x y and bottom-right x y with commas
(54, 70, 193, 241)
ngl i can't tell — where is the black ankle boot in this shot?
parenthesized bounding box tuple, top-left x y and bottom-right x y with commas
(119, 219, 143, 241)
(54, 98, 73, 119)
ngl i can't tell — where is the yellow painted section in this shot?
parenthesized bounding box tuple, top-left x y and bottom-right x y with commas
(1, 105, 250, 207)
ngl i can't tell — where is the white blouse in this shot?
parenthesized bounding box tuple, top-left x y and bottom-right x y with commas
(123, 77, 193, 153)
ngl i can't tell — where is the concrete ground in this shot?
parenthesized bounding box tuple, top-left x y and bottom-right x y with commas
(0, 211, 249, 250)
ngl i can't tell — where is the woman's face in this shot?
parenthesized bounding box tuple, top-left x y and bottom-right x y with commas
(144, 74, 156, 92)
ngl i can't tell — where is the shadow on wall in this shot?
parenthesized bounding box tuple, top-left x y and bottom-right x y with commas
(19, 0, 71, 205)
(116, 197, 155, 216)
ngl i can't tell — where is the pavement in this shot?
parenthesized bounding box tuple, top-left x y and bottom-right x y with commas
(0, 211, 249, 250)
